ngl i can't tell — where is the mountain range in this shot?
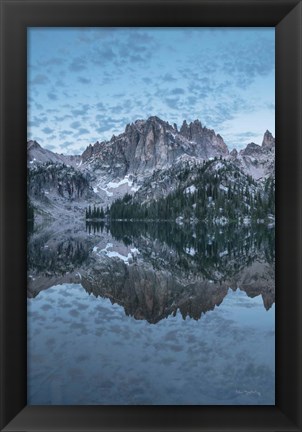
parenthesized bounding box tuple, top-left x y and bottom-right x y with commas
(27, 116, 275, 221)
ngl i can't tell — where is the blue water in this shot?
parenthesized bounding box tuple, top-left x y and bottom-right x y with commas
(27, 283, 275, 405)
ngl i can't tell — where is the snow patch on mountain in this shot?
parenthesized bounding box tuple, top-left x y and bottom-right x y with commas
(107, 177, 132, 189)
(219, 185, 229, 193)
(93, 241, 141, 265)
(185, 185, 197, 194)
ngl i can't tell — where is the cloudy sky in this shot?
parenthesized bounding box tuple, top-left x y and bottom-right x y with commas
(28, 27, 275, 155)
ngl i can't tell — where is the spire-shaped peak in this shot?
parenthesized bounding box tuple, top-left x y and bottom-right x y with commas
(180, 119, 202, 138)
(192, 119, 202, 128)
(262, 130, 275, 149)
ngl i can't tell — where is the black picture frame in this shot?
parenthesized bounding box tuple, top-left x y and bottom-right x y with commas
(0, 0, 301, 431)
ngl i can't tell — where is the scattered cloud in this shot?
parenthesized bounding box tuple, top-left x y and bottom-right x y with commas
(171, 88, 185, 95)
(31, 74, 49, 85)
(28, 28, 275, 154)
(71, 104, 91, 117)
(47, 92, 58, 101)
(55, 79, 66, 88)
(38, 57, 65, 67)
(186, 95, 198, 106)
(96, 124, 113, 133)
(165, 97, 180, 110)
(54, 114, 72, 122)
(42, 127, 54, 135)
(69, 56, 87, 72)
(59, 130, 73, 140)
(46, 144, 57, 150)
(78, 77, 91, 84)
(70, 121, 81, 129)
(75, 128, 89, 136)
(161, 73, 177, 82)
(219, 37, 275, 89)
(95, 117, 127, 135)
(28, 115, 47, 127)
(235, 131, 258, 139)
(142, 77, 152, 84)
(95, 102, 105, 111)
(92, 46, 116, 64)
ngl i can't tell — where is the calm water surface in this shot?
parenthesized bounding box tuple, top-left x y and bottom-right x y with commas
(27, 221, 275, 405)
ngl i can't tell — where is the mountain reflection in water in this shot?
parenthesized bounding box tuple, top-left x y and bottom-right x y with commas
(28, 221, 275, 321)
(27, 221, 275, 405)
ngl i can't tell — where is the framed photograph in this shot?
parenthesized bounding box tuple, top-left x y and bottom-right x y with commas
(1, 0, 301, 431)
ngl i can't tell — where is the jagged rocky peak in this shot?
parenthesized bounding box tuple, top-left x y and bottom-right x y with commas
(180, 120, 202, 139)
(125, 116, 172, 135)
(230, 148, 238, 158)
(240, 131, 275, 157)
(179, 119, 229, 156)
(234, 131, 275, 180)
(27, 140, 41, 150)
(262, 130, 275, 149)
(82, 116, 230, 166)
(180, 119, 202, 139)
(28, 139, 82, 168)
(82, 142, 96, 160)
(240, 142, 262, 156)
(81, 140, 106, 161)
(125, 119, 146, 134)
(79, 116, 235, 182)
(136, 116, 172, 137)
(82, 143, 94, 160)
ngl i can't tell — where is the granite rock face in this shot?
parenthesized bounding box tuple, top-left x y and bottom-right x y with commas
(179, 119, 229, 157)
(262, 130, 275, 149)
(81, 116, 229, 180)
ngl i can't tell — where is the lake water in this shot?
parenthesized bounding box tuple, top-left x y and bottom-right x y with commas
(27, 221, 275, 405)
